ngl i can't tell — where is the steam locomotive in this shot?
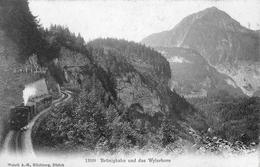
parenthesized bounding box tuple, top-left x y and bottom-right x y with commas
(8, 94, 52, 131)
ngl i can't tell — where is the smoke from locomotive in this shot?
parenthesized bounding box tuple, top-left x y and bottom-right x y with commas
(23, 79, 49, 106)
(9, 79, 52, 130)
(23, 86, 36, 105)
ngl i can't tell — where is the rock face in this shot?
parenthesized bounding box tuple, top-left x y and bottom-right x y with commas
(156, 47, 244, 98)
(55, 38, 197, 120)
(142, 7, 260, 96)
(85, 38, 197, 120)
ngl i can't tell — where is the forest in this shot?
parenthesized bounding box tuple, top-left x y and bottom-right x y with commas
(188, 92, 259, 145)
(33, 26, 190, 153)
(0, 0, 60, 64)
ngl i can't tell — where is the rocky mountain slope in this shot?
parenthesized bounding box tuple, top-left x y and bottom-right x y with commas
(142, 7, 260, 96)
(33, 28, 207, 152)
(155, 46, 244, 98)
(87, 39, 205, 124)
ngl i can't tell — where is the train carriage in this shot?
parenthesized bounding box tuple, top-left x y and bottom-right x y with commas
(34, 95, 52, 112)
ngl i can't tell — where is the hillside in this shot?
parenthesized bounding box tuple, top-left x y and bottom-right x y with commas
(142, 7, 260, 96)
(87, 39, 200, 119)
(0, 0, 63, 147)
(0, 22, 43, 147)
(156, 47, 244, 98)
(33, 29, 206, 153)
(188, 96, 259, 145)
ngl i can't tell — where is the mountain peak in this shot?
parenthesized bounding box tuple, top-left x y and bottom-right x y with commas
(142, 7, 245, 48)
(195, 6, 234, 21)
(205, 6, 220, 11)
(180, 6, 245, 33)
(201, 7, 230, 17)
(203, 6, 220, 12)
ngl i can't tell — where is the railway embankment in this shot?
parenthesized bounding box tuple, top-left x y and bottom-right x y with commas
(31, 91, 71, 154)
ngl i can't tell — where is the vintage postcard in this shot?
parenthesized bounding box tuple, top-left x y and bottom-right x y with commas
(0, 0, 259, 166)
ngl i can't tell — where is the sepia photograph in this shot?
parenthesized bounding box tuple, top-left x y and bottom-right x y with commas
(0, 0, 259, 166)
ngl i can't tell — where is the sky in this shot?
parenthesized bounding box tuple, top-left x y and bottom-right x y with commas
(29, 0, 260, 42)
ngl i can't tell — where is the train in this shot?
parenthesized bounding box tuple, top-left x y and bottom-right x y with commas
(8, 94, 52, 131)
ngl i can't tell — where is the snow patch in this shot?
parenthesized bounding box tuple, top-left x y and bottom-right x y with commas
(184, 89, 207, 98)
(225, 78, 237, 88)
(168, 56, 191, 64)
(158, 50, 166, 55)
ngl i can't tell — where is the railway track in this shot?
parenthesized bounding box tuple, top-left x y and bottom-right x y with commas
(1, 90, 72, 156)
